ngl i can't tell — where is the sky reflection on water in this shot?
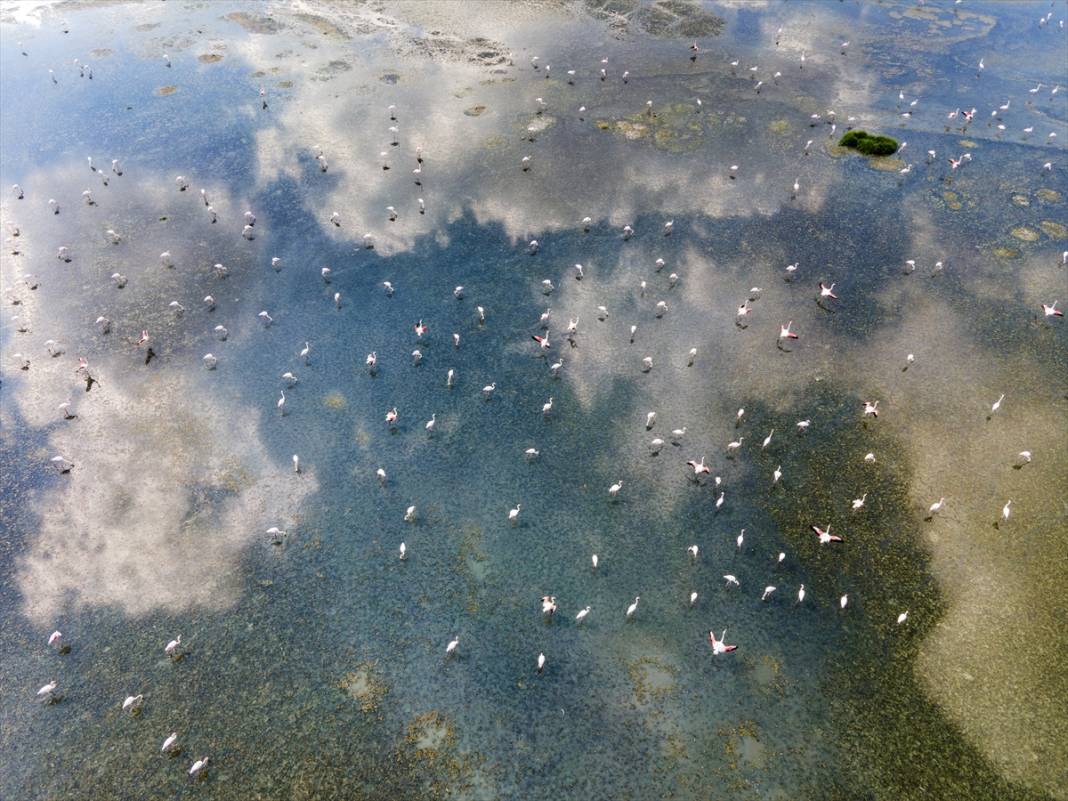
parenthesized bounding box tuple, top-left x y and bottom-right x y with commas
(1, 1, 1066, 800)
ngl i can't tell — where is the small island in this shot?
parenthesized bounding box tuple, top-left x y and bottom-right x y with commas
(838, 129, 899, 156)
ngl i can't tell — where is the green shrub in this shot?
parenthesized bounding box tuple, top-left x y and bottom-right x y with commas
(838, 129, 898, 156)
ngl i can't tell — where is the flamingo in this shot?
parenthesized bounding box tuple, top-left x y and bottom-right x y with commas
(707, 629, 737, 655)
(686, 458, 711, 476)
(812, 524, 843, 544)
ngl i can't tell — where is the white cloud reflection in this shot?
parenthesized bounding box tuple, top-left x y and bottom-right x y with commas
(2, 164, 316, 623)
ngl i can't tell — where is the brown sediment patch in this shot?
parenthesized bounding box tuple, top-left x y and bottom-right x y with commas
(1011, 226, 1040, 242)
(992, 246, 1020, 259)
(293, 12, 348, 40)
(338, 662, 388, 712)
(312, 60, 351, 81)
(869, 156, 906, 172)
(155, 85, 178, 96)
(526, 115, 555, 134)
(583, 0, 724, 38)
(1011, 194, 1030, 207)
(197, 53, 223, 63)
(393, 31, 509, 68)
(464, 105, 487, 117)
(944, 191, 963, 210)
(225, 11, 282, 34)
(455, 522, 488, 614)
(135, 22, 159, 32)
(1035, 188, 1061, 203)
(628, 656, 678, 704)
(595, 103, 707, 152)
(405, 711, 455, 758)
(323, 392, 346, 409)
(719, 720, 765, 772)
(617, 120, 649, 140)
(746, 653, 787, 697)
(1039, 220, 1067, 239)
(277, 80, 293, 88)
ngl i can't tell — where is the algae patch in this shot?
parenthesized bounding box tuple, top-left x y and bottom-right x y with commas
(224, 11, 282, 34)
(526, 115, 556, 134)
(596, 103, 709, 153)
(339, 662, 388, 712)
(839, 129, 898, 156)
(323, 391, 347, 409)
(869, 156, 906, 172)
(628, 656, 678, 704)
(1038, 220, 1066, 239)
(405, 711, 456, 757)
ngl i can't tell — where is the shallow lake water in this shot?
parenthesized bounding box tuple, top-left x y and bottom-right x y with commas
(1, 1, 1066, 799)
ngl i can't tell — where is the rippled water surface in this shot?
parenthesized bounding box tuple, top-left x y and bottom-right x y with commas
(1, 1, 1066, 799)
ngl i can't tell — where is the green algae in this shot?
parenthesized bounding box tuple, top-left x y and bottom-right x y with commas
(839, 129, 899, 156)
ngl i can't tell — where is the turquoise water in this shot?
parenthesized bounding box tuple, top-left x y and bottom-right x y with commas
(1, 2, 1066, 799)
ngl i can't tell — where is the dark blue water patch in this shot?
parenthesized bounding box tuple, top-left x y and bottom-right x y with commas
(0, 35, 272, 199)
(729, 7, 765, 48)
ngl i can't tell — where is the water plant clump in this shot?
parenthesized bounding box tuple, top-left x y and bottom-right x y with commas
(838, 129, 899, 156)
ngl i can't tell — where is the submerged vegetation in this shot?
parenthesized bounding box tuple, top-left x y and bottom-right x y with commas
(839, 129, 899, 156)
